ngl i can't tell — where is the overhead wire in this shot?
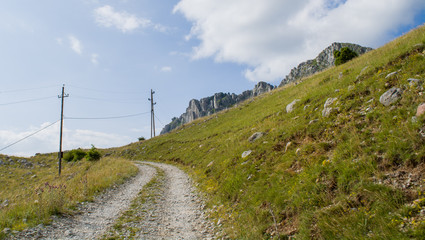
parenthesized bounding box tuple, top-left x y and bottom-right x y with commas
(70, 94, 144, 104)
(0, 85, 155, 152)
(67, 84, 142, 95)
(0, 120, 60, 152)
(0, 96, 57, 106)
(64, 111, 150, 120)
(154, 114, 165, 126)
(0, 85, 60, 94)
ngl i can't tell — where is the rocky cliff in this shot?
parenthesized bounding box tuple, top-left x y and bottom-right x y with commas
(160, 82, 274, 134)
(279, 42, 373, 87)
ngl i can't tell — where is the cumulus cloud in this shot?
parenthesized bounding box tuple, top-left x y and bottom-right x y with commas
(94, 5, 166, 33)
(91, 53, 99, 65)
(174, 0, 425, 82)
(56, 37, 63, 45)
(0, 122, 131, 157)
(68, 35, 83, 55)
(160, 66, 172, 72)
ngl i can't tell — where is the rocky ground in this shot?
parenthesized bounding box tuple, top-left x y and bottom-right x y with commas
(9, 162, 216, 240)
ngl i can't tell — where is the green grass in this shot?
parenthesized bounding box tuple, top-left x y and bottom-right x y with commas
(0, 153, 138, 239)
(114, 25, 425, 239)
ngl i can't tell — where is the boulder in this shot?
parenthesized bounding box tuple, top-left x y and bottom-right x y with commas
(385, 71, 399, 79)
(416, 103, 425, 117)
(324, 97, 337, 109)
(285, 142, 292, 152)
(408, 78, 422, 87)
(248, 132, 265, 142)
(379, 88, 402, 106)
(360, 66, 369, 75)
(242, 150, 252, 158)
(286, 99, 300, 113)
(322, 97, 338, 117)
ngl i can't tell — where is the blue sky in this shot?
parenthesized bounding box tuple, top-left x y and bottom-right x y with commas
(1, 0, 424, 156)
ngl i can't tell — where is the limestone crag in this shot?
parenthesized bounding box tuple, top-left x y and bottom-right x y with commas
(160, 82, 274, 134)
(279, 43, 373, 87)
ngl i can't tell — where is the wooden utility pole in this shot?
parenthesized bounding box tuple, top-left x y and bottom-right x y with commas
(148, 89, 156, 138)
(58, 84, 69, 176)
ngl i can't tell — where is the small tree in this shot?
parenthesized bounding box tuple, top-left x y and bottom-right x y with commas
(63, 148, 86, 162)
(334, 47, 358, 66)
(86, 145, 101, 161)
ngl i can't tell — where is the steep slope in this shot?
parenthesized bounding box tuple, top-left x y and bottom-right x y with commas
(279, 42, 373, 87)
(117, 25, 425, 239)
(160, 81, 274, 134)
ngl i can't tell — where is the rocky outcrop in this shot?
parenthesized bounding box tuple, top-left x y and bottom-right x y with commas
(160, 82, 274, 134)
(279, 43, 373, 87)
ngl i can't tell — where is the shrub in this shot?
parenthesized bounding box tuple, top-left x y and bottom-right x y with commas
(334, 47, 358, 66)
(86, 145, 101, 162)
(63, 148, 86, 162)
(138, 136, 146, 141)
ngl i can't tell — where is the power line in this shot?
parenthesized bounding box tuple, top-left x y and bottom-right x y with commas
(0, 85, 60, 94)
(154, 114, 165, 126)
(0, 96, 57, 106)
(71, 94, 143, 104)
(0, 120, 60, 153)
(67, 84, 142, 95)
(64, 111, 150, 120)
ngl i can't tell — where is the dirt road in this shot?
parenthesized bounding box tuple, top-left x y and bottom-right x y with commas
(11, 162, 215, 240)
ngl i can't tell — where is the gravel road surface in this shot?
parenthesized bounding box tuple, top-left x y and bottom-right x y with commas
(10, 162, 215, 240)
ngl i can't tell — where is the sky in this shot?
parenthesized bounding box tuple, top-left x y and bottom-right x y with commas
(0, 0, 424, 157)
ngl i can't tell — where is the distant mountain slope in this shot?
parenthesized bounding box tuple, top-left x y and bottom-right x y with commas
(160, 82, 274, 134)
(279, 42, 373, 87)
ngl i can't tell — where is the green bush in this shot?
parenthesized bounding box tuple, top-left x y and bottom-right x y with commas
(63, 148, 86, 162)
(334, 47, 358, 66)
(86, 145, 101, 162)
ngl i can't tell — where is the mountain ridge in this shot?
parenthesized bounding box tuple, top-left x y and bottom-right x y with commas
(279, 42, 373, 87)
(160, 81, 275, 134)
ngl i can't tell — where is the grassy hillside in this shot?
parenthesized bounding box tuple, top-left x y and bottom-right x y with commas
(117, 25, 425, 239)
(0, 153, 137, 239)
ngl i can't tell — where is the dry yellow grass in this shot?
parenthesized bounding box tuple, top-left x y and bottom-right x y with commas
(0, 153, 138, 237)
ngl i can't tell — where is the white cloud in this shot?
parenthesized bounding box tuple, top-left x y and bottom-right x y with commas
(0, 122, 131, 157)
(160, 66, 172, 72)
(68, 35, 83, 55)
(94, 5, 164, 33)
(91, 53, 99, 65)
(56, 37, 63, 45)
(174, 0, 425, 82)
